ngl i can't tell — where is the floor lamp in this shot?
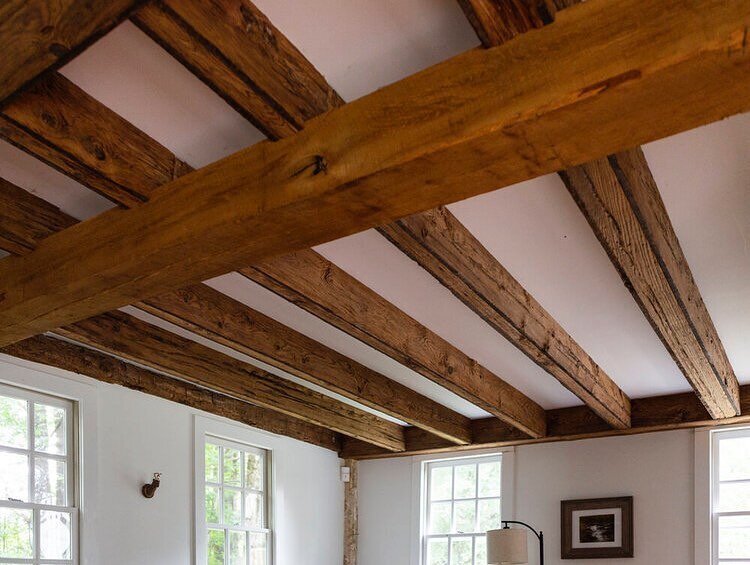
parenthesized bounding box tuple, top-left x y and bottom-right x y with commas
(487, 520, 544, 565)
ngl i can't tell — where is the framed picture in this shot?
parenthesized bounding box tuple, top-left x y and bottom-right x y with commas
(561, 496, 633, 559)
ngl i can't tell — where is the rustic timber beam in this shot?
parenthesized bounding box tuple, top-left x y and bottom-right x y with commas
(1, 335, 340, 451)
(0, 0, 144, 106)
(560, 149, 741, 418)
(55, 311, 406, 451)
(456, 0, 737, 420)
(1, 0, 750, 346)
(0, 74, 472, 445)
(341, 385, 750, 459)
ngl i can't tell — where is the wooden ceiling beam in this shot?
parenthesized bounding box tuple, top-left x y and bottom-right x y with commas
(2, 335, 340, 451)
(55, 311, 406, 451)
(561, 149, 741, 418)
(0, 0, 143, 106)
(342, 384, 750, 459)
(0, 0, 749, 351)
(457, 0, 738, 419)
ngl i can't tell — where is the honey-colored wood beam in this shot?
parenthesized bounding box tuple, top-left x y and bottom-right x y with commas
(1, 0, 749, 351)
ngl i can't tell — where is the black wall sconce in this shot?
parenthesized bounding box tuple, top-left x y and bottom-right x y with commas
(142, 473, 162, 499)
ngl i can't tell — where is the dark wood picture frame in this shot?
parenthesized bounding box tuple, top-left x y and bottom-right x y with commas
(561, 496, 633, 559)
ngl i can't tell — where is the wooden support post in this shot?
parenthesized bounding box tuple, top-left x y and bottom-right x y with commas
(343, 459, 358, 565)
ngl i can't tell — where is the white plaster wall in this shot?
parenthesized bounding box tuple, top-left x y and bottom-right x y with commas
(0, 355, 343, 565)
(359, 430, 696, 565)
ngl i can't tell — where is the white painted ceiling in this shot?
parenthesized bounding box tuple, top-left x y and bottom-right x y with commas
(0, 0, 747, 420)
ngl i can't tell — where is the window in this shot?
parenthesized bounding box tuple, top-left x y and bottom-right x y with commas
(0, 383, 77, 563)
(422, 455, 502, 565)
(712, 428, 750, 564)
(201, 436, 271, 565)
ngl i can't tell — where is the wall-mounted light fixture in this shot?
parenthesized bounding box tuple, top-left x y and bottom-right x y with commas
(142, 473, 162, 499)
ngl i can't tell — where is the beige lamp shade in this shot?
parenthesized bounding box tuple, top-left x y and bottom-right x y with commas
(487, 528, 528, 564)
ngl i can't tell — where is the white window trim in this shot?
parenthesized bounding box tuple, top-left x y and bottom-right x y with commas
(194, 415, 275, 565)
(409, 447, 515, 565)
(0, 355, 98, 565)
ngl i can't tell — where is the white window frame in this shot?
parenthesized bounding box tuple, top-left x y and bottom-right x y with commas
(417, 451, 511, 565)
(195, 417, 274, 565)
(710, 426, 750, 565)
(0, 381, 79, 565)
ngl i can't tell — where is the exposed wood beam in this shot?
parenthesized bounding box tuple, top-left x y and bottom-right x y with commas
(343, 459, 358, 565)
(243, 251, 546, 438)
(0, 0, 143, 106)
(379, 207, 631, 429)
(0, 74, 471, 445)
(55, 311, 406, 451)
(139, 285, 472, 444)
(342, 384, 750, 459)
(455, 0, 555, 45)
(560, 149, 741, 418)
(1, 335, 340, 451)
(1, 0, 749, 347)
(131, 0, 343, 140)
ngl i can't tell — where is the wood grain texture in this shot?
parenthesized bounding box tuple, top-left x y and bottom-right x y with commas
(560, 148, 740, 418)
(242, 250, 546, 438)
(0, 73, 191, 206)
(0, 177, 76, 256)
(55, 311, 405, 451)
(132, 0, 343, 140)
(379, 207, 631, 429)
(139, 284, 472, 444)
(343, 459, 358, 565)
(0, 0, 143, 105)
(341, 384, 750, 459)
(456, 0, 554, 45)
(1, 335, 340, 450)
(1, 0, 750, 346)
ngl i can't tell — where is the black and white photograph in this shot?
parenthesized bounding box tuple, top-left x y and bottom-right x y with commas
(562, 497, 634, 559)
(579, 513, 616, 543)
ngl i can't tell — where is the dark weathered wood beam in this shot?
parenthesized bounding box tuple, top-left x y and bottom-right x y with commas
(1, 335, 340, 451)
(0, 0, 143, 105)
(1, 0, 749, 348)
(56, 311, 406, 451)
(455, 0, 555, 45)
(379, 207, 631, 429)
(131, 0, 344, 140)
(242, 251, 546, 437)
(342, 385, 750, 459)
(560, 149, 740, 418)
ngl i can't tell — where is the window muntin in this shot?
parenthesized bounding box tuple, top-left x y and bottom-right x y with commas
(713, 428, 750, 564)
(423, 455, 502, 565)
(0, 383, 77, 564)
(203, 436, 271, 565)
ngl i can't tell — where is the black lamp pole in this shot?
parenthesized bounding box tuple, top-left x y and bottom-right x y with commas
(501, 520, 544, 565)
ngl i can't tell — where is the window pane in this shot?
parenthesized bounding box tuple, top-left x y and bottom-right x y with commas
(246, 452, 263, 491)
(224, 489, 242, 526)
(430, 466, 452, 501)
(720, 482, 750, 512)
(0, 507, 33, 558)
(450, 537, 473, 565)
(207, 529, 225, 565)
(224, 448, 242, 486)
(245, 491, 264, 528)
(426, 537, 448, 565)
(40, 510, 71, 559)
(453, 500, 476, 534)
(34, 457, 67, 505)
(0, 452, 28, 502)
(250, 532, 267, 565)
(0, 396, 27, 449)
(475, 535, 487, 564)
(454, 464, 476, 499)
(719, 515, 750, 559)
(205, 486, 220, 523)
(478, 461, 501, 497)
(205, 443, 220, 483)
(34, 403, 66, 455)
(478, 498, 501, 532)
(429, 502, 451, 535)
(229, 530, 247, 565)
(720, 437, 750, 481)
